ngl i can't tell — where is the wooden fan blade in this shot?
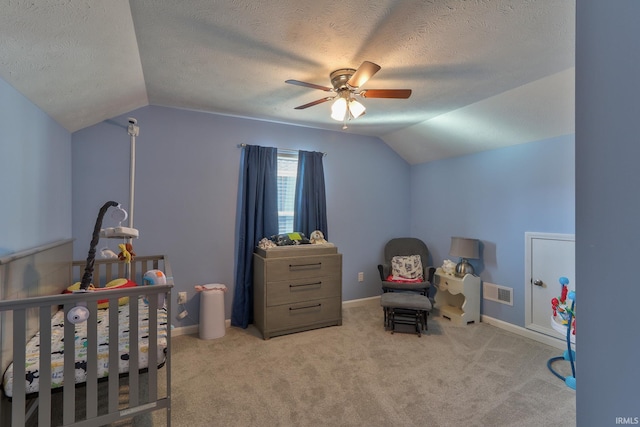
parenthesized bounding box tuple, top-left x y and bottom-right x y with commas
(294, 97, 333, 109)
(347, 61, 381, 88)
(360, 89, 412, 99)
(285, 79, 332, 92)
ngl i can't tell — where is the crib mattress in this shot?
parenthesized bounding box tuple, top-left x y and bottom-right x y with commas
(2, 297, 168, 398)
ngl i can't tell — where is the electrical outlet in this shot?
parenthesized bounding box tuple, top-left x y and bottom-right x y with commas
(177, 292, 187, 304)
(358, 272, 364, 282)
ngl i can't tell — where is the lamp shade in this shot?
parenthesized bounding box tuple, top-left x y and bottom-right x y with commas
(449, 237, 480, 259)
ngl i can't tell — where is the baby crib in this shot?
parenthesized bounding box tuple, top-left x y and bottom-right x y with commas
(0, 240, 173, 426)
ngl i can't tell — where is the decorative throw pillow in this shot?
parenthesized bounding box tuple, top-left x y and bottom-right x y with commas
(391, 255, 423, 280)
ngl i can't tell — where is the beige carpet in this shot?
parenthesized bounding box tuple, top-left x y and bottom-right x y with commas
(153, 298, 576, 427)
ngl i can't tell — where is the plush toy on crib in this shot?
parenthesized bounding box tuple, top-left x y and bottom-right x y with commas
(100, 247, 118, 259)
(143, 269, 167, 286)
(143, 270, 167, 306)
(118, 243, 136, 263)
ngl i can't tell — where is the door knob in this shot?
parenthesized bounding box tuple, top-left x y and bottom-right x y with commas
(533, 279, 544, 287)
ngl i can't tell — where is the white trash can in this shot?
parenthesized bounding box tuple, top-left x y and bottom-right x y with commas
(199, 284, 227, 340)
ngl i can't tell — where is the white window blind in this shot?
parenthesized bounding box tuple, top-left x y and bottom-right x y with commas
(277, 151, 298, 234)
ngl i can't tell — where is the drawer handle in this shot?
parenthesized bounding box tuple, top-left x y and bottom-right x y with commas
(290, 281, 322, 288)
(289, 262, 322, 270)
(289, 303, 322, 311)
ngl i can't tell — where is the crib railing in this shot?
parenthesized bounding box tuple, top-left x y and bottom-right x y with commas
(71, 254, 172, 288)
(0, 256, 173, 427)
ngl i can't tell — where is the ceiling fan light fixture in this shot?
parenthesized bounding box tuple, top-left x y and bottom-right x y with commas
(331, 97, 348, 121)
(286, 61, 410, 128)
(349, 99, 366, 119)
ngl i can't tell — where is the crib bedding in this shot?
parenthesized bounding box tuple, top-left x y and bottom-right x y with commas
(2, 297, 168, 398)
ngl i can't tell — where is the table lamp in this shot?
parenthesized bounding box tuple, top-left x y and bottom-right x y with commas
(449, 237, 480, 277)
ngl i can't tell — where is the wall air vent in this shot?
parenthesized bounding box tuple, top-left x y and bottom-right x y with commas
(483, 282, 513, 306)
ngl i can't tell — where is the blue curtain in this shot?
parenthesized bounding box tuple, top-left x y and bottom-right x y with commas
(293, 150, 328, 239)
(231, 145, 278, 328)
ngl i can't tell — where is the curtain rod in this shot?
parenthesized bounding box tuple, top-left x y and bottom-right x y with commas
(238, 144, 327, 157)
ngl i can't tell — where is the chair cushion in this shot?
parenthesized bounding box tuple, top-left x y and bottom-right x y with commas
(380, 293, 432, 311)
(384, 274, 423, 284)
(381, 280, 429, 292)
(391, 254, 423, 280)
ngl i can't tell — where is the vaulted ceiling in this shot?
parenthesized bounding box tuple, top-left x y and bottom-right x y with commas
(0, 1, 575, 164)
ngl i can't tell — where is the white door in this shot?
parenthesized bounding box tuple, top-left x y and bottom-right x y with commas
(524, 233, 575, 339)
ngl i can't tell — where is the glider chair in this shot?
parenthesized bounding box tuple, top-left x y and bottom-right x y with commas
(378, 237, 435, 336)
(378, 237, 435, 295)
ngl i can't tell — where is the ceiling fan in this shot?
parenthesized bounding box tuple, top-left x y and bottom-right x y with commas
(285, 61, 412, 129)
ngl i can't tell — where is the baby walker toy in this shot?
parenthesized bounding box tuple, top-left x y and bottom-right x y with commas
(547, 276, 576, 390)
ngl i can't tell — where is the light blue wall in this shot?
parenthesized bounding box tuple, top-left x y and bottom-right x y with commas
(0, 77, 71, 256)
(71, 105, 410, 325)
(410, 134, 575, 326)
(576, 1, 640, 424)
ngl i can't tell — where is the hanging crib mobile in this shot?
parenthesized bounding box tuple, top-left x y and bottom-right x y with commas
(70, 119, 141, 323)
(97, 117, 140, 272)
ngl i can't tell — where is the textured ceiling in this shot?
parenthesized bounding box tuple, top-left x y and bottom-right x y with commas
(0, 0, 575, 164)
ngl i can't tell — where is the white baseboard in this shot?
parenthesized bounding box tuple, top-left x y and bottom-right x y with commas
(481, 315, 566, 350)
(171, 324, 198, 336)
(342, 295, 381, 307)
(172, 319, 231, 337)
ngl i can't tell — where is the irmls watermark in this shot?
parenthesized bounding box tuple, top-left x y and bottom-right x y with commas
(616, 417, 640, 425)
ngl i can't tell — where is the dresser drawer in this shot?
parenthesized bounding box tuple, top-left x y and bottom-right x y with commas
(266, 254, 341, 280)
(435, 274, 464, 294)
(267, 276, 341, 306)
(253, 249, 343, 339)
(266, 296, 341, 331)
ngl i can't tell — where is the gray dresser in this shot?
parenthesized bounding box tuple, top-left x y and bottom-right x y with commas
(253, 245, 342, 339)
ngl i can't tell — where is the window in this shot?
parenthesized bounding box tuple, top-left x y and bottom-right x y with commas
(277, 151, 298, 234)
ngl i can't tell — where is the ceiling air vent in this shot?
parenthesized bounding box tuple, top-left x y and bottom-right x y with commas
(483, 282, 513, 306)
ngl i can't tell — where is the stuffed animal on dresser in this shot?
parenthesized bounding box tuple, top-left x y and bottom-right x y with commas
(309, 230, 327, 244)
